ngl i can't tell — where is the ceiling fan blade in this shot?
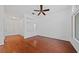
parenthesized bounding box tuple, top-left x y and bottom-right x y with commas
(34, 10, 40, 12)
(42, 12, 46, 15)
(40, 5, 43, 11)
(38, 12, 41, 16)
(43, 9, 50, 11)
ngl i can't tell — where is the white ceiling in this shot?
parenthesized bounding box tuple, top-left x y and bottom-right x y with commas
(4, 5, 72, 19)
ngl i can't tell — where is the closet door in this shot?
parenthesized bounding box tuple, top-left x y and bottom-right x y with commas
(0, 6, 4, 45)
(75, 12, 79, 41)
(24, 15, 37, 38)
(4, 14, 25, 36)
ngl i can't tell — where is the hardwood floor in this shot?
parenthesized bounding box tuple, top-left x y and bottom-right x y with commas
(26, 35, 77, 53)
(0, 35, 77, 53)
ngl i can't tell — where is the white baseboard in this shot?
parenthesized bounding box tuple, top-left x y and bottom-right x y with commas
(70, 38, 79, 53)
(0, 35, 4, 45)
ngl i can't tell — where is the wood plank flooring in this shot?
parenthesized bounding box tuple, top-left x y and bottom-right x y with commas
(0, 35, 77, 53)
(26, 35, 77, 53)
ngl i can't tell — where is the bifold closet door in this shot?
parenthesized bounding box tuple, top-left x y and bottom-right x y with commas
(4, 14, 25, 36)
(0, 6, 4, 45)
(4, 14, 37, 38)
(24, 15, 37, 38)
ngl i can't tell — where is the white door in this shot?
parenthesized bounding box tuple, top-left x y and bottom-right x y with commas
(24, 15, 37, 38)
(0, 6, 4, 45)
(4, 14, 25, 36)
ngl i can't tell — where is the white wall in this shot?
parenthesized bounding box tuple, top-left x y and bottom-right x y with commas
(37, 6, 72, 41)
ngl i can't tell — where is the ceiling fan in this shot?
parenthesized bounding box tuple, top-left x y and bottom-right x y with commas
(34, 5, 50, 16)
